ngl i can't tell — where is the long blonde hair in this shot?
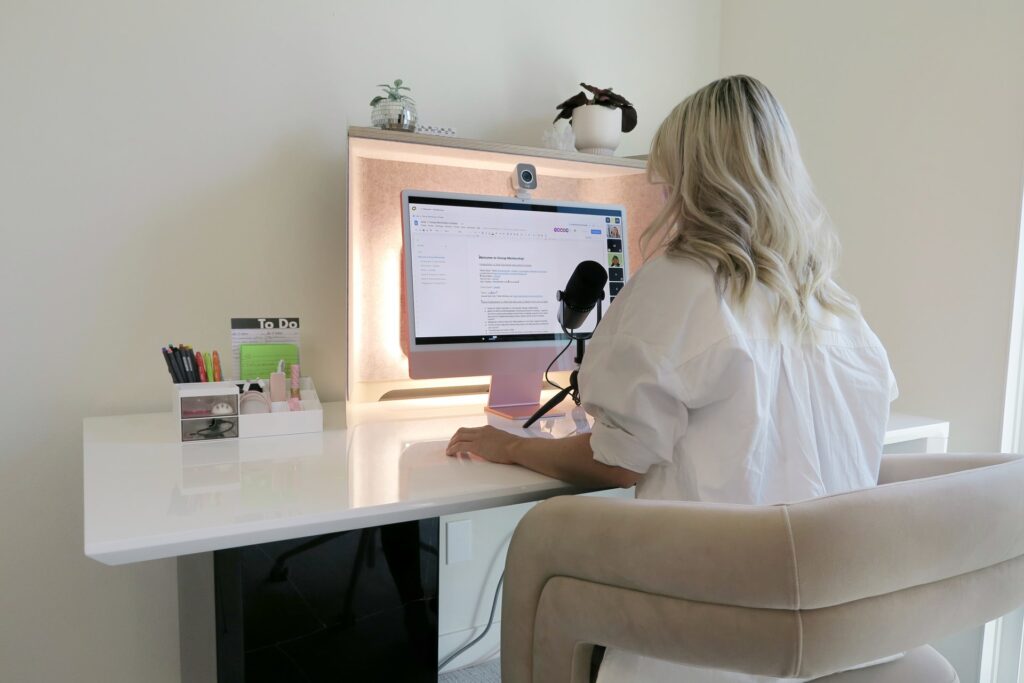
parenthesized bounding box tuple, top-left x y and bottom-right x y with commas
(643, 75, 856, 336)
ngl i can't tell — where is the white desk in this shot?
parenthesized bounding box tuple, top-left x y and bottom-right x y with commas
(84, 398, 596, 566)
(83, 400, 949, 682)
(84, 400, 949, 566)
(883, 412, 950, 453)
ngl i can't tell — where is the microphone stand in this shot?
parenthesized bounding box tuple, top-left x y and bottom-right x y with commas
(522, 296, 603, 429)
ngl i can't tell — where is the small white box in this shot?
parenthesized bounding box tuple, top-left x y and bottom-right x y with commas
(174, 382, 240, 442)
(172, 378, 323, 442)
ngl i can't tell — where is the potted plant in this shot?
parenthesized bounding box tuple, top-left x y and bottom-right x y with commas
(370, 79, 417, 132)
(554, 83, 637, 155)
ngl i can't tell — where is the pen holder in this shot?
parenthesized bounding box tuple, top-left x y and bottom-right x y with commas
(172, 378, 324, 442)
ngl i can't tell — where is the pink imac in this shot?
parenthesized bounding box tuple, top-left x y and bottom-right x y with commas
(402, 190, 628, 418)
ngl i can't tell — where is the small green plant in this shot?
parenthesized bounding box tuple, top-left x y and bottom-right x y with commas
(370, 79, 415, 107)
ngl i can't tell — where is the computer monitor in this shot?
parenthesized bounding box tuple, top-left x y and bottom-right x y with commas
(402, 189, 628, 418)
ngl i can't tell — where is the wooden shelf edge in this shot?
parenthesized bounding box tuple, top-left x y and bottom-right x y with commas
(348, 126, 646, 170)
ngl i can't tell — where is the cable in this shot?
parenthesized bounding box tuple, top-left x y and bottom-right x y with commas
(544, 337, 575, 391)
(438, 570, 506, 672)
(545, 316, 594, 391)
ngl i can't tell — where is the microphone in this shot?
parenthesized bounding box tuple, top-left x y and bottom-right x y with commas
(557, 261, 608, 330)
(524, 261, 607, 429)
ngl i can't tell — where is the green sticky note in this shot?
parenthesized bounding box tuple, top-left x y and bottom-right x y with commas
(240, 343, 299, 380)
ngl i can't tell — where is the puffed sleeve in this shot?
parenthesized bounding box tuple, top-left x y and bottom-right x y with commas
(579, 332, 687, 474)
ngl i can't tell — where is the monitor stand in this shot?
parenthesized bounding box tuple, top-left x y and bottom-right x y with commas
(484, 374, 564, 421)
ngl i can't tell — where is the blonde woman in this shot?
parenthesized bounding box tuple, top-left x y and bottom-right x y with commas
(447, 75, 897, 681)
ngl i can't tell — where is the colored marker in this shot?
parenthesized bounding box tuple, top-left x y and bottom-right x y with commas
(166, 344, 180, 383)
(195, 350, 208, 382)
(171, 346, 187, 382)
(162, 348, 179, 383)
(176, 344, 188, 382)
(182, 346, 196, 382)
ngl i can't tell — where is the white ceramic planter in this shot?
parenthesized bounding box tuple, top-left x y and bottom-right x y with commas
(572, 104, 622, 155)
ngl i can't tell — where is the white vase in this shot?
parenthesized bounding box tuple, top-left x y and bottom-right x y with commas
(571, 104, 622, 155)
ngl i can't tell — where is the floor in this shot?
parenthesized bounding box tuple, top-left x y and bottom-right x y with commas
(438, 659, 501, 683)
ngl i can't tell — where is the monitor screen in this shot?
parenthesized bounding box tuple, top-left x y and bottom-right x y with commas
(404, 191, 627, 347)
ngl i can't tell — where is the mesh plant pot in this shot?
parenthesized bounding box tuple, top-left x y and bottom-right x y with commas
(371, 100, 417, 132)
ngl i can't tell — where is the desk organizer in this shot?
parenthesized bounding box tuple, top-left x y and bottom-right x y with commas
(173, 378, 323, 442)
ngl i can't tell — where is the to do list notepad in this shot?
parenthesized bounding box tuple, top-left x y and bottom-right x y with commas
(231, 318, 300, 380)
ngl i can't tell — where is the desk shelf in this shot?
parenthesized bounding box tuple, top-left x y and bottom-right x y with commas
(346, 127, 663, 403)
(349, 126, 647, 176)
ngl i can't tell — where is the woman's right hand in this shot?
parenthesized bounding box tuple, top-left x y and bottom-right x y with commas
(446, 426, 524, 465)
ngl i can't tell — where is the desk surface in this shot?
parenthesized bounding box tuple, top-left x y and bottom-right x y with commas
(83, 398, 948, 566)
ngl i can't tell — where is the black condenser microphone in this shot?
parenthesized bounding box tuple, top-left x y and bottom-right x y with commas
(557, 261, 608, 330)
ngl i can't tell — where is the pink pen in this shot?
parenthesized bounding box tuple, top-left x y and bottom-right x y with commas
(290, 363, 300, 399)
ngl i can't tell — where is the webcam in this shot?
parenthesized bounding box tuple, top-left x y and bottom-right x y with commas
(512, 163, 537, 198)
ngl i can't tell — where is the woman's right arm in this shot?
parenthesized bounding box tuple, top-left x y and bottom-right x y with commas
(446, 427, 641, 489)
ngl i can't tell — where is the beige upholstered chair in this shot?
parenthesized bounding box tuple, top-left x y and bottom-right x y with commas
(502, 453, 1024, 682)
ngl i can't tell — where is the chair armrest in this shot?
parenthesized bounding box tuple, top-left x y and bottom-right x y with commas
(878, 452, 1022, 484)
(500, 495, 800, 682)
(504, 495, 797, 610)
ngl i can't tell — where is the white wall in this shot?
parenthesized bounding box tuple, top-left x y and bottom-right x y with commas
(719, 2, 1024, 681)
(720, 0, 1024, 454)
(0, 1, 720, 680)
(12, 2, 1013, 680)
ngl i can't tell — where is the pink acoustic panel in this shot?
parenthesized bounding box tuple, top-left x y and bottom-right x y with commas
(347, 137, 663, 401)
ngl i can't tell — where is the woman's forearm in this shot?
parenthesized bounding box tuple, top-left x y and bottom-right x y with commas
(508, 433, 640, 489)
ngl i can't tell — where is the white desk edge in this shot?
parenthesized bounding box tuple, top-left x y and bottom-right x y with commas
(83, 403, 949, 566)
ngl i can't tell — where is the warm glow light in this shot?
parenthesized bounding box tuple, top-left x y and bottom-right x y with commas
(348, 159, 364, 401)
(347, 132, 654, 404)
(382, 247, 405, 365)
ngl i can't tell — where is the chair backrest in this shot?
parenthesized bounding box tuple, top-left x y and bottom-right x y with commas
(501, 453, 1024, 683)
